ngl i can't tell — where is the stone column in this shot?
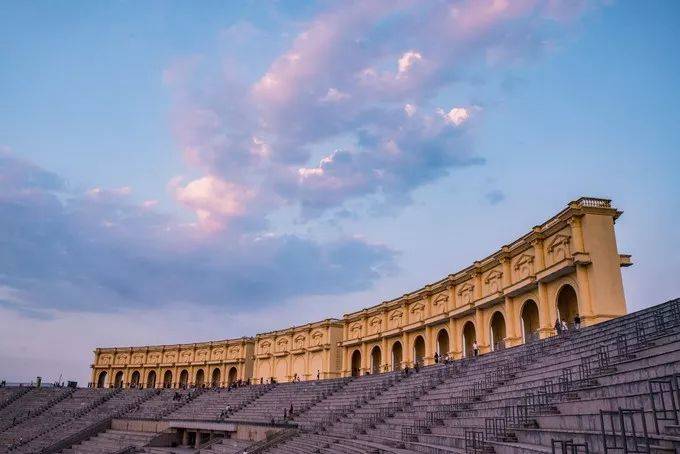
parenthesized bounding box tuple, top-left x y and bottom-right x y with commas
(475, 308, 488, 353)
(424, 325, 433, 365)
(449, 317, 460, 359)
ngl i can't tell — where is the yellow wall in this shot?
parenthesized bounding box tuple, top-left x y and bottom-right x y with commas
(91, 197, 630, 387)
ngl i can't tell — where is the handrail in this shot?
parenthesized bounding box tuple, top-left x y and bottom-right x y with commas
(242, 427, 299, 453)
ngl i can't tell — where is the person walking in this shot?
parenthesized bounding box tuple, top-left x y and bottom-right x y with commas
(554, 318, 562, 336)
(434, 352, 439, 364)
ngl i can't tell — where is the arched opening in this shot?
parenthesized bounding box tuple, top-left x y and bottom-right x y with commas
(436, 329, 449, 357)
(211, 368, 221, 387)
(96, 371, 107, 388)
(413, 336, 425, 366)
(114, 371, 124, 388)
(228, 367, 238, 386)
(130, 371, 140, 388)
(521, 299, 540, 343)
(490, 311, 507, 351)
(146, 371, 157, 389)
(351, 350, 362, 377)
(462, 321, 476, 358)
(179, 370, 189, 388)
(195, 369, 205, 387)
(163, 370, 172, 388)
(557, 284, 579, 326)
(370, 346, 381, 374)
(391, 342, 403, 371)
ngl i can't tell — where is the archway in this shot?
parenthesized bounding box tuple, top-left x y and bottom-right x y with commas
(392, 341, 403, 371)
(557, 284, 579, 326)
(370, 346, 381, 374)
(179, 369, 189, 388)
(211, 368, 221, 387)
(96, 371, 107, 388)
(413, 336, 425, 366)
(163, 370, 172, 388)
(490, 312, 507, 351)
(195, 369, 205, 387)
(130, 371, 140, 388)
(228, 367, 238, 386)
(351, 350, 362, 377)
(146, 371, 157, 388)
(462, 321, 476, 358)
(114, 371, 124, 388)
(521, 299, 540, 343)
(436, 329, 450, 357)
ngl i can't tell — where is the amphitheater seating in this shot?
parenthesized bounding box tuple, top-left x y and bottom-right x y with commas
(166, 385, 268, 421)
(1, 298, 679, 454)
(61, 429, 156, 454)
(265, 298, 680, 454)
(224, 378, 351, 424)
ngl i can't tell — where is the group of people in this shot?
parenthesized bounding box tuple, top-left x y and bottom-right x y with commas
(218, 404, 232, 419)
(282, 403, 295, 420)
(555, 314, 581, 336)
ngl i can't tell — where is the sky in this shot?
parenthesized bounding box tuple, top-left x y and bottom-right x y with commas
(1, 0, 679, 385)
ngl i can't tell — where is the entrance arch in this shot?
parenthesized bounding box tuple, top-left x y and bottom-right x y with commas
(211, 368, 221, 387)
(557, 284, 579, 326)
(163, 370, 173, 388)
(490, 311, 507, 351)
(392, 341, 403, 371)
(130, 371, 140, 388)
(96, 371, 107, 388)
(370, 346, 382, 374)
(413, 336, 425, 366)
(195, 369, 205, 387)
(351, 350, 362, 377)
(436, 329, 450, 357)
(521, 299, 540, 343)
(146, 371, 157, 388)
(179, 369, 189, 388)
(462, 321, 476, 358)
(228, 367, 238, 386)
(114, 371, 124, 388)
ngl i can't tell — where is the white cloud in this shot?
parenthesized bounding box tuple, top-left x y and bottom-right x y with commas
(397, 51, 423, 75)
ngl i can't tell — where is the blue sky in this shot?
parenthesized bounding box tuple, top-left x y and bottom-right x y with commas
(1, 1, 679, 384)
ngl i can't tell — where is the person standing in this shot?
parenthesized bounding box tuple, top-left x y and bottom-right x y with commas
(574, 314, 581, 330)
(472, 341, 479, 357)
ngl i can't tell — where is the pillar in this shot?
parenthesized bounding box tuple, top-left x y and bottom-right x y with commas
(576, 264, 594, 321)
(449, 317, 460, 359)
(424, 325, 434, 365)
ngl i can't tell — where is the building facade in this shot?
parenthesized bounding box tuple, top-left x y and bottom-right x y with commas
(91, 197, 631, 387)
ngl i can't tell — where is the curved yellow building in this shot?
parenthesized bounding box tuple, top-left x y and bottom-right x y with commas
(91, 197, 631, 388)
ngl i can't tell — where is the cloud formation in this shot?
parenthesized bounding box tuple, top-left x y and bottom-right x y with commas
(167, 0, 596, 230)
(0, 150, 395, 316)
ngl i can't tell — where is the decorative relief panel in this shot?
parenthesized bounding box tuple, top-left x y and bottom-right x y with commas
(147, 352, 161, 363)
(484, 269, 503, 294)
(180, 351, 193, 362)
(227, 346, 241, 359)
(547, 234, 571, 265)
(163, 352, 176, 363)
(99, 355, 112, 366)
(294, 335, 306, 349)
(410, 301, 425, 322)
(431, 293, 448, 315)
(349, 322, 363, 339)
(195, 350, 208, 361)
(310, 331, 324, 346)
(368, 316, 382, 334)
(211, 348, 224, 360)
(457, 282, 475, 306)
(513, 254, 534, 281)
(276, 337, 289, 352)
(259, 341, 271, 355)
(131, 353, 145, 364)
(115, 354, 128, 365)
(388, 309, 403, 329)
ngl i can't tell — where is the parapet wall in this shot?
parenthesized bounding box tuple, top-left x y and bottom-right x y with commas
(92, 197, 631, 387)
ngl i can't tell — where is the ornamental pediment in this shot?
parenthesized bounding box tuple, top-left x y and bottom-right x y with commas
(310, 331, 324, 346)
(513, 254, 534, 270)
(484, 269, 503, 284)
(547, 234, 570, 252)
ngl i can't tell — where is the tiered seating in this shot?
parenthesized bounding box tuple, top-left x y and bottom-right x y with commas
(202, 437, 254, 453)
(227, 378, 351, 424)
(0, 387, 73, 432)
(61, 429, 156, 454)
(4, 389, 155, 453)
(0, 389, 29, 412)
(267, 298, 680, 454)
(0, 388, 110, 449)
(166, 385, 268, 421)
(124, 388, 193, 420)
